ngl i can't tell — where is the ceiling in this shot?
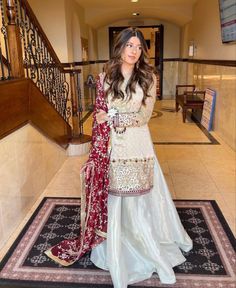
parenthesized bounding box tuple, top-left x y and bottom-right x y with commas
(75, 0, 198, 28)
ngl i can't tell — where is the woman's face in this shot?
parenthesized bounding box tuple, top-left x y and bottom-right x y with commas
(121, 36, 142, 67)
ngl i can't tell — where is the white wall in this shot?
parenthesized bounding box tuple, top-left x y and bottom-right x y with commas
(88, 28, 98, 60)
(0, 124, 67, 249)
(28, 0, 69, 62)
(181, 0, 236, 60)
(97, 27, 110, 60)
(28, 0, 97, 63)
(64, 0, 99, 61)
(97, 18, 181, 60)
(163, 22, 181, 58)
(64, 0, 85, 62)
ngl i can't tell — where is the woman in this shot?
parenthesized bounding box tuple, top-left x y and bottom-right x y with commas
(90, 27, 193, 287)
(45, 27, 192, 287)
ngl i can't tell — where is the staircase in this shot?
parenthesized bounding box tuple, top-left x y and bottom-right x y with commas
(0, 0, 91, 250)
(0, 0, 91, 148)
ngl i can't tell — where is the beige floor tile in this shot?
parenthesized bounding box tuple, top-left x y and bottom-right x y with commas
(175, 188, 219, 199)
(158, 161, 170, 175)
(210, 192, 229, 210)
(199, 160, 235, 194)
(215, 204, 236, 237)
(154, 145, 167, 162)
(167, 159, 216, 179)
(194, 145, 235, 162)
(149, 112, 210, 143)
(165, 176, 176, 199)
(221, 192, 236, 214)
(44, 189, 81, 198)
(47, 172, 80, 190)
(163, 145, 200, 161)
(223, 215, 236, 237)
(210, 177, 235, 194)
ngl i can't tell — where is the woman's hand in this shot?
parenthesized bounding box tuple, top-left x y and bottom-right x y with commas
(96, 109, 110, 124)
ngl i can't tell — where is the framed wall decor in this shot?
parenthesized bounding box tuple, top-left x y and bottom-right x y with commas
(201, 88, 217, 131)
(218, 0, 236, 43)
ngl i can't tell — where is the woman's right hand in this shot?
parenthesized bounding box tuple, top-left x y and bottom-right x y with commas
(96, 109, 110, 124)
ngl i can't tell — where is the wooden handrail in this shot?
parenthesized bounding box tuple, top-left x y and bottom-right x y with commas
(64, 68, 81, 74)
(62, 60, 108, 67)
(63, 58, 236, 68)
(163, 58, 236, 67)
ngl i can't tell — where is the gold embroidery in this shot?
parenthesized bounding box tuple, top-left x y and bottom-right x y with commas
(109, 157, 154, 196)
(95, 229, 107, 238)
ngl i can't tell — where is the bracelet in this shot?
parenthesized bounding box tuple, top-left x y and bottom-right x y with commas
(114, 127, 126, 134)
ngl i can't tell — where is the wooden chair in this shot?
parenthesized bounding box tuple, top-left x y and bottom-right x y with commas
(175, 85, 205, 123)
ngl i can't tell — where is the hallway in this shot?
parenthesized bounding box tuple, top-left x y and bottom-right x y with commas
(0, 100, 235, 262)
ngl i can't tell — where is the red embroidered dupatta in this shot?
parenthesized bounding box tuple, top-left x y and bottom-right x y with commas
(45, 75, 110, 266)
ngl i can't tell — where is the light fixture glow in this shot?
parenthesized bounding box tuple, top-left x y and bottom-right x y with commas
(132, 12, 140, 16)
(131, 0, 139, 2)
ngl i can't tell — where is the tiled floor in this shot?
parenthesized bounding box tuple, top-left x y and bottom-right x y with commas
(0, 100, 235, 261)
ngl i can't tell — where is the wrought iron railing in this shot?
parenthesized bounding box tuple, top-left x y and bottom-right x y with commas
(0, 0, 93, 139)
(0, 0, 11, 80)
(11, 0, 71, 122)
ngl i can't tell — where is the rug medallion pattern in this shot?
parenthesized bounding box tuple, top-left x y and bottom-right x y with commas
(0, 198, 235, 288)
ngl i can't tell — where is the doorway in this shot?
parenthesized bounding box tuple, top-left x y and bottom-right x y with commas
(109, 25, 164, 99)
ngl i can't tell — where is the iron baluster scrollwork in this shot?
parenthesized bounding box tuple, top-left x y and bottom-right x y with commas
(1, 0, 72, 123)
(78, 78, 83, 134)
(14, 0, 71, 123)
(18, 2, 29, 77)
(0, 0, 11, 80)
(77, 73, 84, 135)
(14, 0, 19, 25)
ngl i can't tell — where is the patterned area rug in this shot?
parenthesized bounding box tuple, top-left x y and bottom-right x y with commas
(0, 198, 235, 288)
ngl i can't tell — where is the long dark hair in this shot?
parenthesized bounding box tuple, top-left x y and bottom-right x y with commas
(104, 27, 154, 105)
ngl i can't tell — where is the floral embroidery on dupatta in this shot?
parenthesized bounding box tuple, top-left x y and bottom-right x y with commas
(44, 74, 110, 266)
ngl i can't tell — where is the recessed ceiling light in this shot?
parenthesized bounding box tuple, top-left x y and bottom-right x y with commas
(131, 0, 139, 2)
(132, 12, 140, 16)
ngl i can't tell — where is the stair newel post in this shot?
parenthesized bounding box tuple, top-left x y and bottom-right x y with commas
(70, 69, 81, 138)
(6, 0, 24, 78)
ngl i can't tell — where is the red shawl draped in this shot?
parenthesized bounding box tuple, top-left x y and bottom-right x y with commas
(45, 74, 110, 266)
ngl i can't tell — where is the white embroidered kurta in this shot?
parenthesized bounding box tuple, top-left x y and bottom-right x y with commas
(91, 74, 193, 287)
(108, 75, 156, 196)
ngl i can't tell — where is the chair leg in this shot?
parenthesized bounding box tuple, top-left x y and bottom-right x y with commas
(182, 108, 187, 123)
(176, 101, 179, 112)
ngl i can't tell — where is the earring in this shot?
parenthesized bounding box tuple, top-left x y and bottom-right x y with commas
(136, 61, 140, 69)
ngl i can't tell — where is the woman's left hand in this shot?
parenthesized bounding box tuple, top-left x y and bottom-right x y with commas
(96, 109, 110, 124)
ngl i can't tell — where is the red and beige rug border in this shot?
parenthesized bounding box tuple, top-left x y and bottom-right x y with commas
(0, 198, 235, 288)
